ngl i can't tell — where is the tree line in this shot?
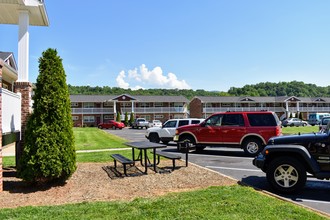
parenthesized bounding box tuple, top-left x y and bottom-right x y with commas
(68, 81, 330, 99)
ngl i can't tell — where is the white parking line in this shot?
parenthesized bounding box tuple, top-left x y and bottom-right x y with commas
(206, 165, 262, 172)
(188, 153, 253, 160)
(295, 198, 330, 204)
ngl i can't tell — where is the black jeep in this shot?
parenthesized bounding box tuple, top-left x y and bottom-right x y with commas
(253, 127, 330, 194)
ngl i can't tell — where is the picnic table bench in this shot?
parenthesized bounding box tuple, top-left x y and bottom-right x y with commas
(152, 150, 182, 171)
(111, 153, 134, 176)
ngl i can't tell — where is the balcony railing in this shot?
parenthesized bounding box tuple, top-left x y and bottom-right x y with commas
(203, 107, 286, 113)
(2, 89, 21, 133)
(129, 107, 186, 114)
(71, 108, 114, 114)
(288, 106, 330, 112)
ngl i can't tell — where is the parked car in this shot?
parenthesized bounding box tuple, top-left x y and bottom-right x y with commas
(148, 120, 162, 128)
(145, 118, 204, 145)
(131, 118, 149, 129)
(253, 129, 330, 193)
(173, 111, 282, 156)
(281, 118, 308, 127)
(98, 120, 125, 130)
(319, 116, 330, 132)
(308, 112, 330, 126)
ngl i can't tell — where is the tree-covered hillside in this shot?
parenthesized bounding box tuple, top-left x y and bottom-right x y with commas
(228, 81, 330, 97)
(68, 81, 330, 99)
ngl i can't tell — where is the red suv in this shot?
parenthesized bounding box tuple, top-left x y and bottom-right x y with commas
(173, 111, 282, 156)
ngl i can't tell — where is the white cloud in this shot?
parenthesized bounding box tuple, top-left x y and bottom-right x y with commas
(116, 71, 129, 89)
(116, 64, 190, 89)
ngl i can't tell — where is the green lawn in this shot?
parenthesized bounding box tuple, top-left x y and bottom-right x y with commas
(282, 125, 319, 135)
(0, 186, 327, 220)
(74, 127, 128, 150)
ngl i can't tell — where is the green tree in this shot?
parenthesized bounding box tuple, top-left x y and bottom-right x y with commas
(116, 112, 121, 122)
(18, 48, 76, 183)
(124, 112, 129, 126)
(129, 112, 135, 126)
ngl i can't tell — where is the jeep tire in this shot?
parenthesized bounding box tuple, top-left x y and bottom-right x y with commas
(266, 156, 307, 194)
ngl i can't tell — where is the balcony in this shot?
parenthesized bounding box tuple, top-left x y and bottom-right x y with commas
(203, 107, 286, 113)
(132, 107, 186, 114)
(71, 108, 114, 114)
(119, 107, 187, 114)
(288, 106, 330, 113)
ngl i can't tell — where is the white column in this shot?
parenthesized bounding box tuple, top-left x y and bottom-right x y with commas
(131, 101, 135, 113)
(18, 10, 30, 82)
(285, 102, 289, 111)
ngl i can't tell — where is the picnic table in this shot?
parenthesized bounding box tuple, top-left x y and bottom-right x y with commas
(125, 141, 167, 173)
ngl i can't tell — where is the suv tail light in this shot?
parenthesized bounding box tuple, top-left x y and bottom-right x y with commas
(276, 126, 282, 136)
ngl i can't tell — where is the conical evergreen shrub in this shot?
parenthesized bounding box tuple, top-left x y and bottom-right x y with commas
(129, 112, 134, 126)
(124, 112, 129, 126)
(17, 48, 76, 183)
(116, 112, 121, 122)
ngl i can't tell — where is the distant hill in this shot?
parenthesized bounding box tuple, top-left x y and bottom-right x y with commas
(68, 81, 330, 100)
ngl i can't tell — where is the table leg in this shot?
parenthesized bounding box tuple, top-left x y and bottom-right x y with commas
(143, 149, 148, 173)
(132, 148, 135, 164)
(153, 148, 157, 172)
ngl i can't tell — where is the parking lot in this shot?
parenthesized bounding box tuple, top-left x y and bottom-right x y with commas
(103, 127, 330, 216)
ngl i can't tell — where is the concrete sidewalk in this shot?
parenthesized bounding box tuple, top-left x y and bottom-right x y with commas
(2, 143, 15, 157)
(2, 144, 131, 157)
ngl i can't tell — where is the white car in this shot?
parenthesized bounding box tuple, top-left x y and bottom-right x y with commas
(145, 118, 204, 144)
(149, 120, 162, 128)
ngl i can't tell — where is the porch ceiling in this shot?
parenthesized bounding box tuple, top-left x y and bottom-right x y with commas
(0, 0, 49, 26)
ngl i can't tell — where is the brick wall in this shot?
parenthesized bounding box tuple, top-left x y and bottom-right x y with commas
(0, 60, 3, 192)
(189, 98, 203, 118)
(14, 81, 32, 167)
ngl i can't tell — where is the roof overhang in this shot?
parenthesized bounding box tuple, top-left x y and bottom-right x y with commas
(0, 58, 18, 82)
(0, 0, 49, 26)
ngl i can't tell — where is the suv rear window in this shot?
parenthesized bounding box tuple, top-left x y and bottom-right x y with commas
(178, 120, 189, 127)
(247, 113, 277, 126)
(191, 120, 202, 124)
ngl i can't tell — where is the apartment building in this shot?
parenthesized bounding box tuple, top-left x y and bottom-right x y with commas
(189, 96, 330, 120)
(70, 94, 189, 127)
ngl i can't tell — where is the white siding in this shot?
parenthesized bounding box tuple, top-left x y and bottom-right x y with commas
(2, 88, 21, 133)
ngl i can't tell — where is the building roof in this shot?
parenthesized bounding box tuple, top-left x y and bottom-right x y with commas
(0, 0, 49, 26)
(70, 95, 115, 103)
(193, 96, 330, 103)
(0, 51, 17, 70)
(70, 94, 190, 103)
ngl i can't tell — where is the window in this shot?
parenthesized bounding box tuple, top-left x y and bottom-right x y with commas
(155, 103, 163, 107)
(104, 115, 113, 120)
(155, 115, 164, 119)
(191, 120, 203, 124)
(163, 120, 177, 128)
(205, 114, 222, 126)
(72, 116, 79, 121)
(120, 102, 131, 107)
(103, 102, 113, 107)
(178, 120, 189, 127)
(71, 102, 78, 107)
(247, 113, 277, 126)
(83, 116, 95, 122)
(139, 102, 150, 107)
(83, 103, 94, 108)
(222, 114, 244, 126)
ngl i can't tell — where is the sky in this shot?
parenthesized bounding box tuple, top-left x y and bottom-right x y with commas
(1, 0, 330, 92)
